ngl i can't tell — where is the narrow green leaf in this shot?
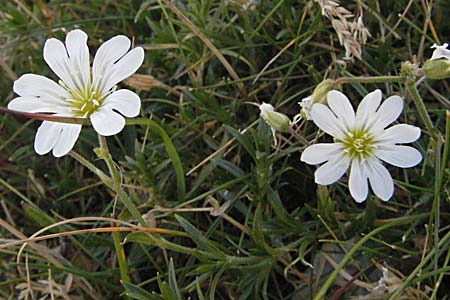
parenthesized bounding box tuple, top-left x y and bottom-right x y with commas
(168, 258, 182, 300)
(122, 281, 159, 300)
(224, 125, 256, 159)
(175, 215, 225, 258)
(157, 273, 177, 300)
(127, 118, 185, 202)
(123, 232, 156, 246)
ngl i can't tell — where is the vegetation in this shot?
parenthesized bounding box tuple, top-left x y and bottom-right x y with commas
(0, 0, 449, 299)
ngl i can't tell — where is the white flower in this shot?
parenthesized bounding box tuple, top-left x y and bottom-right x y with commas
(430, 43, 450, 60)
(259, 102, 291, 145)
(8, 29, 144, 157)
(299, 96, 313, 120)
(300, 90, 422, 203)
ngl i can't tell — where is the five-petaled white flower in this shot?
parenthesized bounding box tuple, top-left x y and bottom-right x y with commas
(430, 43, 450, 61)
(300, 90, 422, 203)
(8, 29, 144, 157)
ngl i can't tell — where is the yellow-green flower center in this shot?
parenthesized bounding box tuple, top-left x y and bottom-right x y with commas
(68, 87, 105, 117)
(339, 128, 376, 161)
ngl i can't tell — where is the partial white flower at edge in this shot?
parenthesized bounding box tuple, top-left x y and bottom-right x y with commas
(430, 43, 450, 60)
(8, 29, 144, 157)
(300, 90, 422, 203)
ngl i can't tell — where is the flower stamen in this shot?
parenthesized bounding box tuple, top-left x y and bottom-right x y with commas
(340, 128, 376, 161)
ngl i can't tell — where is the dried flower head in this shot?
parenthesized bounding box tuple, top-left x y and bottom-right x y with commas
(315, 0, 371, 59)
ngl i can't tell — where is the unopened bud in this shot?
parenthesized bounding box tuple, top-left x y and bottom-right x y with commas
(423, 43, 450, 80)
(423, 59, 450, 80)
(299, 79, 337, 120)
(259, 102, 291, 132)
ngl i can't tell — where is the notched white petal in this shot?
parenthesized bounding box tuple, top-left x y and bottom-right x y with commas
(301, 143, 343, 165)
(34, 121, 63, 155)
(378, 124, 421, 144)
(103, 47, 145, 92)
(52, 124, 82, 157)
(65, 29, 90, 86)
(356, 89, 382, 126)
(349, 160, 368, 203)
(9, 96, 52, 113)
(102, 89, 141, 118)
(93, 35, 131, 75)
(34, 122, 82, 157)
(310, 103, 346, 139)
(43, 38, 75, 90)
(366, 158, 394, 201)
(375, 145, 422, 168)
(372, 95, 403, 132)
(314, 155, 350, 185)
(13, 74, 69, 99)
(327, 90, 355, 128)
(430, 43, 450, 60)
(90, 108, 126, 136)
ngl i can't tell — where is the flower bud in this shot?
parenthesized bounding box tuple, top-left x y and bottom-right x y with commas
(259, 102, 291, 132)
(423, 59, 450, 80)
(299, 79, 337, 120)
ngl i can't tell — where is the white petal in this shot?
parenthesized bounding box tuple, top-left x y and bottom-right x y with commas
(8, 96, 62, 113)
(375, 145, 422, 168)
(372, 95, 403, 132)
(102, 47, 145, 92)
(349, 160, 368, 203)
(314, 155, 350, 185)
(378, 124, 421, 144)
(356, 89, 382, 127)
(43, 38, 78, 91)
(366, 158, 394, 201)
(90, 108, 125, 136)
(92, 34, 144, 94)
(92, 35, 131, 79)
(310, 104, 346, 139)
(102, 89, 141, 117)
(34, 121, 63, 155)
(259, 102, 274, 117)
(52, 124, 82, 157)
(65, 29, 90, 89)
(327, 90, 355, 129)
(13, 74, 69, 99)
(301, 143, 343, 165)
(430, 43, 450, 60)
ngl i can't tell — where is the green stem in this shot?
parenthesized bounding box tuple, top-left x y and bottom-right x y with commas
(98, 135, 121, 184)
(429, 247, 450, 300)
(96, 135, 146, 227)
(334, 75, 406, 85)
(112, 230, 131, 284)
(439, 111, 450, 199)
(69, 149, 134, 289)
(69, 151, 114, 189)
(288, 126, 309, 145)
(405, 79, 437, 139)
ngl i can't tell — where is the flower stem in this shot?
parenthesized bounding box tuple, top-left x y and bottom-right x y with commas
(405, 79, 437, 139)
(98, 135, 121, 184)
(69, 149, 133, 289)
(112, 227, 131, 284)
(68, 151, 114, 189)
(288, 126, 309, 145)
(96, 135, 146, 227)
(334, 75, 407, 85)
